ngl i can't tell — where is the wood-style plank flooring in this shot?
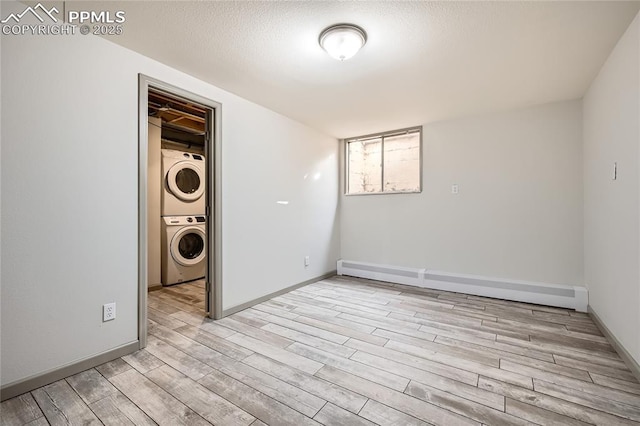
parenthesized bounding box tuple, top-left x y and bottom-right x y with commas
(3, 276, 640, 425)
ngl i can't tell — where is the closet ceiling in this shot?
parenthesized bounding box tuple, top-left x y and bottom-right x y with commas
(78, 1, 640, 137)
(148, 91, 206, 136)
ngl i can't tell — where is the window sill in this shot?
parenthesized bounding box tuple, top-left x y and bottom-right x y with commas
(344, 190, 422, 196)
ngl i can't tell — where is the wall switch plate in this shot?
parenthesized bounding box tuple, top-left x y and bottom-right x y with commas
(103, 303, 116, 322)
(304, 256, 310, 267)
(451, 184, 459, 194)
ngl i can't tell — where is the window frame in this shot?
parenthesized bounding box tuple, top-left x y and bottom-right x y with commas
(344, 126, 423, 196)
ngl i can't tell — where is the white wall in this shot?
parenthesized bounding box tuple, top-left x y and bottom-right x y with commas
(341, 100, 584, 287)
(148, 117, 162, 288)
(0, 4, 339, 386)
(583, 12, 640, 363)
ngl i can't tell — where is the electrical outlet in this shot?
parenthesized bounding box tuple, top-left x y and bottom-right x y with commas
(103, 303, 116, 322)
(304, 256, 310, 267)
(451, 184, 459, 194)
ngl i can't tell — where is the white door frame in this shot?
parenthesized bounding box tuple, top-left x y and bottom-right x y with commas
(138, 74, 223, 349)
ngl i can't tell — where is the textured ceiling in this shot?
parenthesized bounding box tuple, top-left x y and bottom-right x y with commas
(86, 1, 639, 137)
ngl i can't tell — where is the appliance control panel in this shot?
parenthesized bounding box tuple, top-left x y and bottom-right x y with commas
(163, 216, 206, 225)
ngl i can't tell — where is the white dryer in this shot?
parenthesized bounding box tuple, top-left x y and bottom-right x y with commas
(161, 149, 206, 216)
(161, 215, 206, 286)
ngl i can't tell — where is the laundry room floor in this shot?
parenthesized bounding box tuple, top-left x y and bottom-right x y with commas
(3, 276, 640, 425)
(149, 279, 207, 319)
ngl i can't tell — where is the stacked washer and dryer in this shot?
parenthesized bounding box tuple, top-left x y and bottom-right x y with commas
(161, 149, 207, 286)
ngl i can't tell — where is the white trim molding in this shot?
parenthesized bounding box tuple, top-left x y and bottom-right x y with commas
(337, 260, 588, 312)
(1, 341, 139, 401)
(222, 271, 337, 317)
(589, 305, 640, 382)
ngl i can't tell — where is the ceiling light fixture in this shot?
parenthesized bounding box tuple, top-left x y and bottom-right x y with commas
(319, 24, 367, 61)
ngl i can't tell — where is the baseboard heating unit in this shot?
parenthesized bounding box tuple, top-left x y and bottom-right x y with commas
(337, 260, 588, 312)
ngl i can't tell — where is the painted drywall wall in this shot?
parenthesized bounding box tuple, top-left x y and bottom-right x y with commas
(583, 12, 640, 363)
(0, 4, 339, 386)
(341, 100, 584, 287)
(148, 117, 162, 288)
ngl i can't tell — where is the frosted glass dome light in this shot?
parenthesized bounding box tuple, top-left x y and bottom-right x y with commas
(319, 24, 367, 61)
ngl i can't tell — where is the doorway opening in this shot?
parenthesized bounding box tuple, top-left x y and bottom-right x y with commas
(138, 75, 222, 349)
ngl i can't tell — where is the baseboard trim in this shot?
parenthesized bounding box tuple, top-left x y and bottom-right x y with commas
(148, 283, 163, 292)
(221, 270, 337, 317)
(588, 305, 640, 383)
(338, 260, 588, 312)
(1, 341, 139, 401)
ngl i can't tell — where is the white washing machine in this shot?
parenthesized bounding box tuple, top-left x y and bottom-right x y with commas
(161, 215, 206, 286)
(161, 149, 206, 216)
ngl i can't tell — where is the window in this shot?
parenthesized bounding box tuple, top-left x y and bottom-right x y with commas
(346, 127, 422, 195)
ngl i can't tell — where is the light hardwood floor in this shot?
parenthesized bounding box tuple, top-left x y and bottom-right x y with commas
(3, 276, 640, 425)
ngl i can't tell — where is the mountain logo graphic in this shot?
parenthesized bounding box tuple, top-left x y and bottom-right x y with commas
(1, 3, 59, 24)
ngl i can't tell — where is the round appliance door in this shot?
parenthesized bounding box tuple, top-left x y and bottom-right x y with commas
(166, 161, 205, 202)
(170, 226, 206, 267)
